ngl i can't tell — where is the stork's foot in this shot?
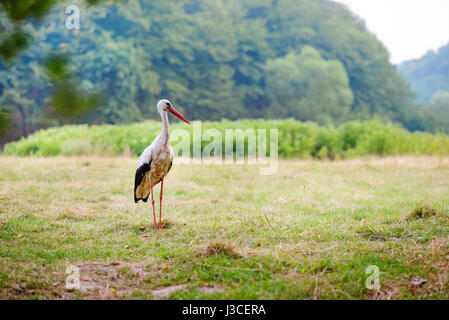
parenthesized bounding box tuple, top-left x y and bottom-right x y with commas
(152, 223, 164, 231)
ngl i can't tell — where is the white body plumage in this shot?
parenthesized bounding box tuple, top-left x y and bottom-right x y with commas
(134, 99, 189, 207)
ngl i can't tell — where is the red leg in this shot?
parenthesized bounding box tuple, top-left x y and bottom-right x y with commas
(150, 178, 157, 230)
(159, 178, 164, 230)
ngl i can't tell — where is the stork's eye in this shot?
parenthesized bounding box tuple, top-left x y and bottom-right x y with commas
(166, 103, 171, 108)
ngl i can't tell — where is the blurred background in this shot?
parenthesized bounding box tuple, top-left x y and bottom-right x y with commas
(1, 0, 448, 150)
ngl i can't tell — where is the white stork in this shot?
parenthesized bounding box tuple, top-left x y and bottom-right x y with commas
(134, 99, 190, 230)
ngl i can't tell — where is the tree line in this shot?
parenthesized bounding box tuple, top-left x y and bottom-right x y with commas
(0, 0, 446, 143)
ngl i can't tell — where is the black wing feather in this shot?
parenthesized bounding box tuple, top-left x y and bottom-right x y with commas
(134, 160, 151, 203)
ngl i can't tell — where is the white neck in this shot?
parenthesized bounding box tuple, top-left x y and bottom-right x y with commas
(160, 111, 170, 142)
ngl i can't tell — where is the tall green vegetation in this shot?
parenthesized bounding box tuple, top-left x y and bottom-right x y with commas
(4, 120, 449, 159)
(1, 0, 417, 139)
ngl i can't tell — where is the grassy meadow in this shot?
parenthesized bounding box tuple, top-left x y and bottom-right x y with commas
(1, 156, 449, 299)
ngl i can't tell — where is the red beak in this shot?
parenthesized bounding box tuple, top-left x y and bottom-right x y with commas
(168, 107, 191, 125)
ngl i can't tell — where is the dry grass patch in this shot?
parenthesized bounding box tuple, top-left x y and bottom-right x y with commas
(408, 204, 438, 220)
(200, 240, 241, 258)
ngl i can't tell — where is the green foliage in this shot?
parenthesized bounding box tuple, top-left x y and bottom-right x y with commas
(399, 43, 449, 102)
(42, 53, 104, 122)
(0, 0, 417, 136)
(0, 29, 30, 61)
(428, 92, 449, 132)
(44, 54, 70, 80)
(5, 119, 449, 158)
(264, 47, 353, 125)
(50, 80, 103, 122)
(400, 91, 449, 134)
(0, 107, 10, 134)
(0, 0, 57, 22)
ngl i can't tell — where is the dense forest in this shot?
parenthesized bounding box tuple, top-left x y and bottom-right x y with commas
(0, 0, 447, 143)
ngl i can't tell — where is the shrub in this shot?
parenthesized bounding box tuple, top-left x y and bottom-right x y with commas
(408, 204, 438, 220)
(3, 119, 449, 159)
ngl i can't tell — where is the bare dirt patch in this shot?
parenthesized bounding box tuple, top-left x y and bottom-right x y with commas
(56, 262, 214, 300)
(150, 285, 187, 299)
(364, 283, 400, 300)
(57, 262, 149, 299)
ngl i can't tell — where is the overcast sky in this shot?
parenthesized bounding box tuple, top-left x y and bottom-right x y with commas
(335, 0, 449, 64)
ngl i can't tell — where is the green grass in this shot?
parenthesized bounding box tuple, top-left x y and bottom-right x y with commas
(1, 156, 449, 299)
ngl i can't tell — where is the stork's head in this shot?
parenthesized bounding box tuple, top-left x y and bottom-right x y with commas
(157, 99, 190, 124)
